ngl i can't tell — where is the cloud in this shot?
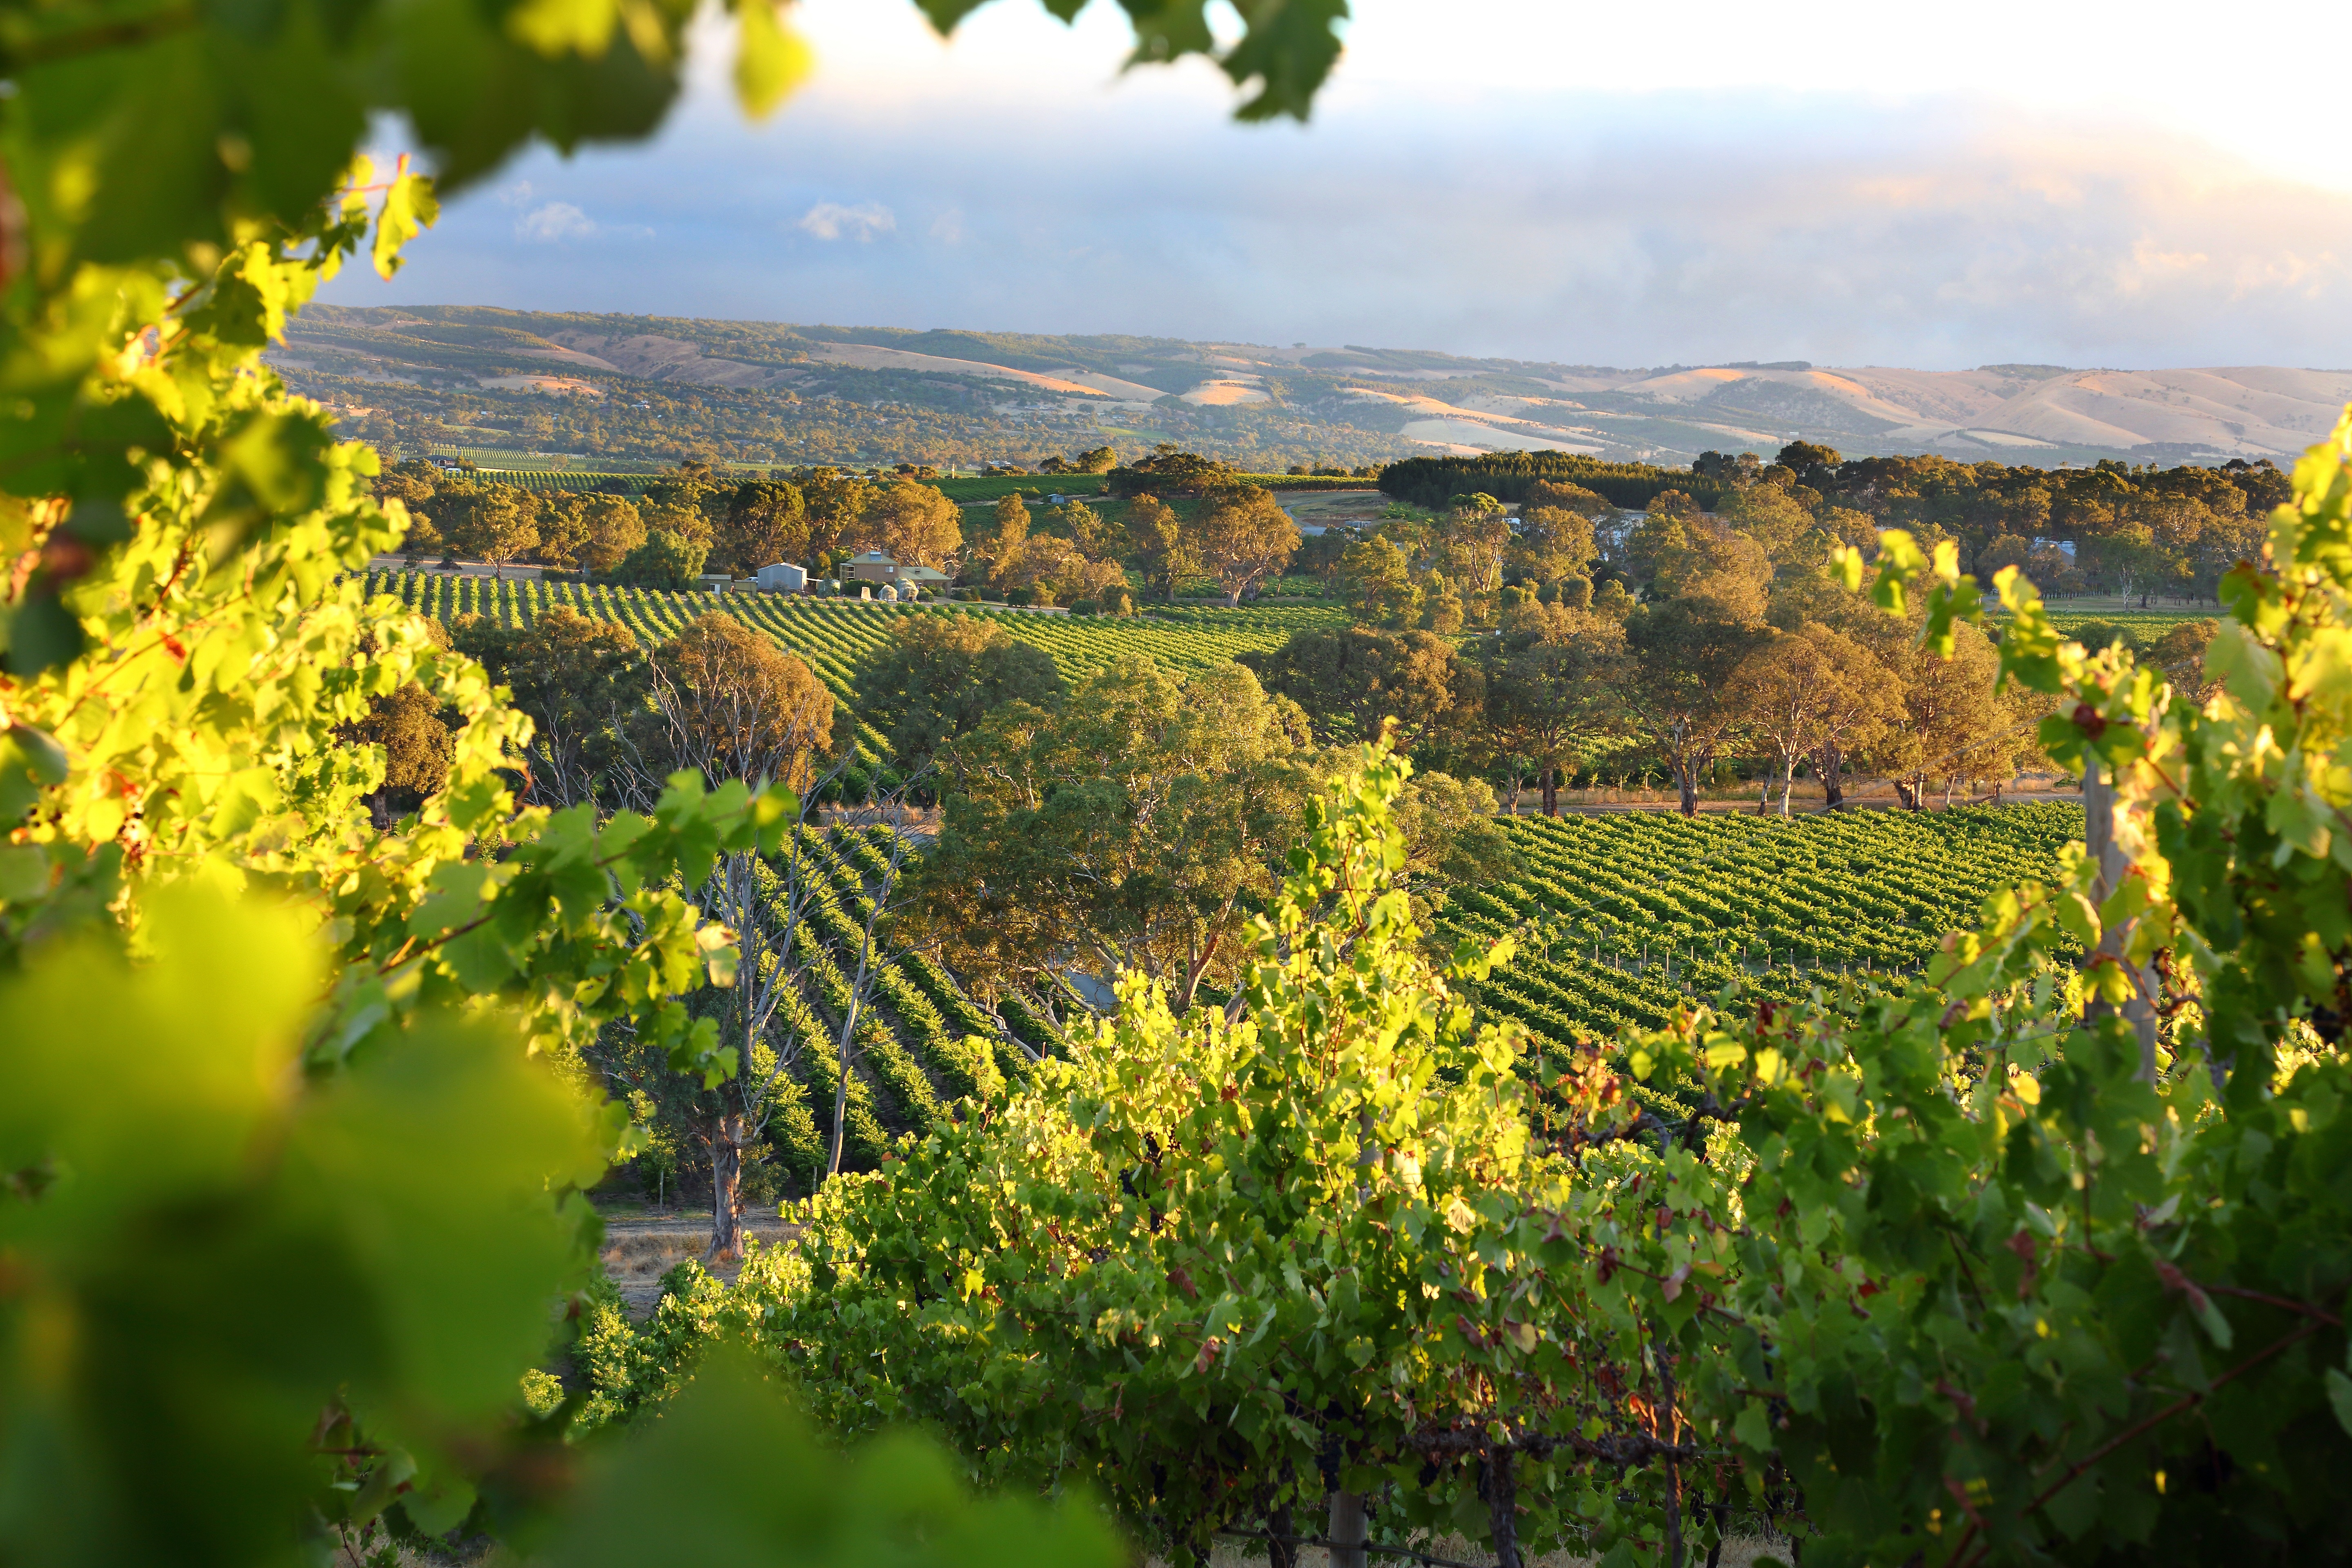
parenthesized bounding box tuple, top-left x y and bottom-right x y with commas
(329, 77, 2352, 371)
(516, 202, 595, 243)
(796, 201, 896, 242)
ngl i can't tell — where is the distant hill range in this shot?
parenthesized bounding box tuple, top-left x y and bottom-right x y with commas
(274, 306, 2352, 470)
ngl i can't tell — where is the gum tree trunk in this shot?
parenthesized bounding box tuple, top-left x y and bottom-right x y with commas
(707, 1112, 745, 1261)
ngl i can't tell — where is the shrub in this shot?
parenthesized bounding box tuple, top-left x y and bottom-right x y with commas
(610, 530, 709, 592)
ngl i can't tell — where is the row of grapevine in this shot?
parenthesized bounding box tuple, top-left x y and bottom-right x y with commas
(476, 470, 657, 494)
(799, 826, 1025, 1098)
(361, 570, 1338, 770)
(735, 825, 1047, 1186)
(1441, 802, 2083, 1055)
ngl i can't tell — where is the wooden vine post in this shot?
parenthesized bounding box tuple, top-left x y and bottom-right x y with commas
(1326, 1489, 1368, 1568)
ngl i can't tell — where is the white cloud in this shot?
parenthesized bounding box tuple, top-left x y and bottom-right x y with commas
(328, 6, 2352, 372)
(797, 201, 896, 242)
(515, 202, 596, 243)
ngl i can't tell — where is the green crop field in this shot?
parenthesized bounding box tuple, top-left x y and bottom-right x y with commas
(931, 474, 1107, 501)
(361, 570, 1348, 773)
(1443, 803, 2083, 1053)
(480, 469, 654, 494)
(2042, 608, 2214, 639)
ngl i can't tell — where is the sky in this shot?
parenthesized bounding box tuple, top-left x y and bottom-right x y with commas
(327, 0, 2352, 370)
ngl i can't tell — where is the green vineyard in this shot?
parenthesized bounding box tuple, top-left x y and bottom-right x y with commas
(741, 799, 2087, 1189)
(361, 569, 1344, 775)
(359, 569, 2082, 1180)
(472, 470, 657, 494)
(724, 822, 1056, 1188)
(1443, 802, 2084, 1051)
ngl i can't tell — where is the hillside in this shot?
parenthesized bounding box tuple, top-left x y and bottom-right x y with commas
(271, 305, 2352, 473)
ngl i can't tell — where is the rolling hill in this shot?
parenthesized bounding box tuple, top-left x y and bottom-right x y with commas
(270, 305, 2352, 473)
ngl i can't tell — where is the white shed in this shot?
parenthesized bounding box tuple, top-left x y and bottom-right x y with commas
(757, 561, 808, 593)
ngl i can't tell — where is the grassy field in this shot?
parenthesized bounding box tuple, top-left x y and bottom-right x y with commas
(2042, 608, 2215, 641)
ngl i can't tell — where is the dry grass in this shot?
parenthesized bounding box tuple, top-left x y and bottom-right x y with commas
(598, 1209, 796, 1319)
(1155, 1532, 1789, 1568)
(363, 1529, 1788, 1568)
(1510, 770, 2083, 815)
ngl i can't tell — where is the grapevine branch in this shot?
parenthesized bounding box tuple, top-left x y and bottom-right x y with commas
(1406, 1425, 1707, 1466)
(1949, 1318, 2323, 1568)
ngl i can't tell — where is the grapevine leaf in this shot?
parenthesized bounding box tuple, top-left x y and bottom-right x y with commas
(373, 168, 441, 280)
(731, 0, 815, 118)
(2326, 1369, 2352, 1437)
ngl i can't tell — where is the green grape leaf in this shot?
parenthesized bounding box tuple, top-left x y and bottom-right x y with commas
(1117, 0, 1216, 64)
(1871, 528, 1928, 615)
(547, 1348, 1123, 1568)
(503, 0, 627, 58)
(1992, 566, 2064, 693)
(913, 0, 995, 31)
(5, 595, 88, 675)
(1221, 0, 1348, 122)
(373, 166, 441, 279)
(731, 0, 815, 117)
(0, 844, 51, 903)
(2327, 1368, 2352, 1437)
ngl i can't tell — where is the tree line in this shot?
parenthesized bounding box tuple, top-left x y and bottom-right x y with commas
(1281, 455, 2233, 813)
(378, 458, 961, 588)
(379, 447, 1307, 608)
(1385, 441, 2288, 607)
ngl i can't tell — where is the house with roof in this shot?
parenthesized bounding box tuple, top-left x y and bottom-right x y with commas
(843, 551, 951, 596)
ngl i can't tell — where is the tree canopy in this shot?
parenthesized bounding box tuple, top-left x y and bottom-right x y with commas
(852, 612, 1067, 780)
(905, 656, 1316, 1017)
(1239, 624, 1483, 751)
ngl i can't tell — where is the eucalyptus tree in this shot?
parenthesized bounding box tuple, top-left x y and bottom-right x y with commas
(600, 615, 841, 1255)
(1615, 599, 1771, 814)
(1239, 624, 1485, 749)
(907, 656, 1316, 1021)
